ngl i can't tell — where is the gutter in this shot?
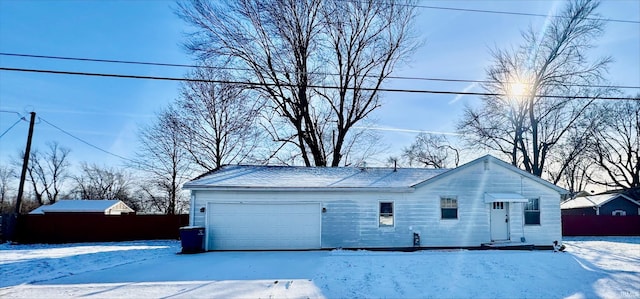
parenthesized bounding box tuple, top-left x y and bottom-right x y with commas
(182, 186, 415, 193)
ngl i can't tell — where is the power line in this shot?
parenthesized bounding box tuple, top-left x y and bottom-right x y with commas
(0, 109, 24, 117)
(341, 0, 639, 24)
(1, 52, 491, 83)
(0, 66, 635, 101)
(38, 116, 171, 171)
(0, 110, 26, 138)
(3, 52, 639, 90)
(2, 53, 638, 90)
(39, 116, 137, 164)
(410, 1, 639, 24)
(0, 117, 25, 139)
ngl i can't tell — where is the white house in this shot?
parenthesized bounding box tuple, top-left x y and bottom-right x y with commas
(30, 200, 135, 215)
(183, 155, 567, 251)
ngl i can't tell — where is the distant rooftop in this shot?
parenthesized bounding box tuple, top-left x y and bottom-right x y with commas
(30, 200, 133, 214)
(561, 193, 638, 209)
(184, 165, 451, 189)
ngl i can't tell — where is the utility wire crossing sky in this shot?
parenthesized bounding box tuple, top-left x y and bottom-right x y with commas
(0, 0, 638, 168)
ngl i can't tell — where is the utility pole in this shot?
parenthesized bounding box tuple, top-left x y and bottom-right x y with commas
(3, 112, 35, 242)
(15, 111, 36, 214)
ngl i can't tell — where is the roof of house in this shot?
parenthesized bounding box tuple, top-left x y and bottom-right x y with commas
(561, 193, 640, 209)
(29, 200, 134, 214)
(412, 155, 568, 194)
(184, 155, 567, 194)
(184, 164, 450, 190)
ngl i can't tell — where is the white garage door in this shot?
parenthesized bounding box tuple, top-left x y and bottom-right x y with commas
(207, 202, 321, 250)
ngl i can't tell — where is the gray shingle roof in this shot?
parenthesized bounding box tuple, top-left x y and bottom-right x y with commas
(184, 165, 450, 189)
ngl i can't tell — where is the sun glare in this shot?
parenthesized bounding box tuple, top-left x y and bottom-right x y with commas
(506, 76, 533, 99)
(510, 82, 527, 97)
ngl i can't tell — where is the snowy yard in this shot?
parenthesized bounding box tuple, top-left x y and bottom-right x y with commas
(1, 238, 638, 299)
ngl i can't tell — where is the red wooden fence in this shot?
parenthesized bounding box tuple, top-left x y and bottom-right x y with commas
(562, 215, 640, 236)
(14, 213, 189, 244)
(11, 214, 638, 243)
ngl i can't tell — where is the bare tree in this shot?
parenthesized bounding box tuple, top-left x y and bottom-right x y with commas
(559, 156, 594, 194)
(544, 109, 601, 191)
(0, 164, 16, 213)
(71, 163, 137, 209)
(177, 0, 416, 166)
(18, 142, 71, 206)
(175, 67, 264, 171)
(313, 0, 416, 166)
(546, 136, 593, 193)
(457, 0, 614, 178)
(402, 133, 460, 168)
(134, 107, 193, 215)
(586, 97, 640, 189)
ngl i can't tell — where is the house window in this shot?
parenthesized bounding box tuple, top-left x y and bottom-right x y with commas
(524, 198, 540, 225)
(441, 197, 458, 219)
(379, 202, 394, 227)
(612, 210, 626, 216)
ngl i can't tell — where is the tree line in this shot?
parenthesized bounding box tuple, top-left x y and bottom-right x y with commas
(0, 143, 167, 214)
(1, 0, 638, 214)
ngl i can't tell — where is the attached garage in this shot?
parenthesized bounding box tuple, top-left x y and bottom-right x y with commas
(206, 202, 321, 250)
(184, 155, 567, 250)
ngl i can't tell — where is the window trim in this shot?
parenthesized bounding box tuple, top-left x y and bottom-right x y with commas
(524, 198, 541, 225)
(612, 210, 626, 216)
(440, 196, 458, 220)
(379, 201, 394, 227)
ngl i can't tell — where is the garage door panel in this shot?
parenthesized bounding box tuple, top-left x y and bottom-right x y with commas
(207, 202, 321, 250)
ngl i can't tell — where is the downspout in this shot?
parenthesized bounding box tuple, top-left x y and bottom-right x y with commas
(521, 202, 526, 243)
(190, 191, 196, 225)
(521, 176, 526, 242)
(584, 196, 599, 215)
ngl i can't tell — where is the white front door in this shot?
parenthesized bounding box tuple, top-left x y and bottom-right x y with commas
(490, 202, 509, 241)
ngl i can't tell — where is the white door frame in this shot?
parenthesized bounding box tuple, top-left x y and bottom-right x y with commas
(490, 201, 510, 241)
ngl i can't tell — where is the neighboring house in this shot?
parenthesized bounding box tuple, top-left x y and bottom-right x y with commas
(29, 200, 135, 215)
(183, 155, 567, 251)
(561, 194, 640, 216)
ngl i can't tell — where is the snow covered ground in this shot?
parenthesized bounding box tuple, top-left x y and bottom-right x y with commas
(1, 237, 638, 298)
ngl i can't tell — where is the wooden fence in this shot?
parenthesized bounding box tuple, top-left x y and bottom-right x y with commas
(562, 215, 640, 236)
(13, 213, 189, 244)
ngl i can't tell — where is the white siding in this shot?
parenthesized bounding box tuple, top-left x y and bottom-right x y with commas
(409, 159, 562, 247)
(193, 190, 414, 249)
(190, 158, 563, 249)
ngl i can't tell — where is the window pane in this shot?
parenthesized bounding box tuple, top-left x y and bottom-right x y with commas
(380, 202, 393, 214)
(380, 215, 393, 226)
(441, 197, 458, 208)
(526, 198, 539, 211)
(441, 197, 458, 219)
(524, 211, 540, 225)
(442, 208, 457, 219)
(379, 202, 393, 227)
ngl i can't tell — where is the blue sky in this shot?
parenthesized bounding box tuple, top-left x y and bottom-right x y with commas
(1, 0, 638, 170)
